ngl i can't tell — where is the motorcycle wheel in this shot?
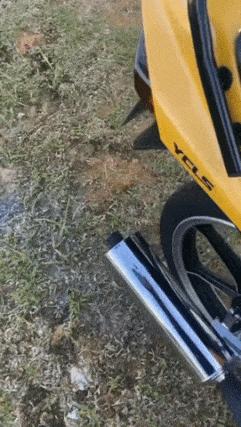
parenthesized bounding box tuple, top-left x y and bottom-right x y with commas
(160, 182, 241, 426)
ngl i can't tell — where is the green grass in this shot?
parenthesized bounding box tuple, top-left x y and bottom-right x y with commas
(69, 289, 92, 320)
(0, 391, 15, 427)
(0, 2, 104, 123)
(0, 239, 47, 311)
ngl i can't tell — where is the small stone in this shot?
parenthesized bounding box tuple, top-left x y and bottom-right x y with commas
(70, 365, 92, 391)
(67, 407, 80, 421)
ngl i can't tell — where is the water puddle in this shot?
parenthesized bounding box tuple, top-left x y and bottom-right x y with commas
(0, 194, 23, 231)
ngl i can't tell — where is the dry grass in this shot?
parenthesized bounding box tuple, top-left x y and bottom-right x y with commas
(84, 155, 158, 203)
(16, 31, 45, 55)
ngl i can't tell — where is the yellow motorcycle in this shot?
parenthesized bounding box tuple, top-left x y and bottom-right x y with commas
(106, 1, 241, 424)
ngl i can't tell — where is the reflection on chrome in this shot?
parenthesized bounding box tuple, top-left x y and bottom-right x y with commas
(106, 234, 233, 383)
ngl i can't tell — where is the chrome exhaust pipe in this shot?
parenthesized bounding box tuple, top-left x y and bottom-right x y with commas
(106, 232, 230, 383)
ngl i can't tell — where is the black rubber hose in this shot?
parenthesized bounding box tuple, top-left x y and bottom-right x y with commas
(219, 374, 241, 426)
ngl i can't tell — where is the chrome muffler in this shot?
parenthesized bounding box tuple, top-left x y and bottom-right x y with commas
(106, 232, 231, 383)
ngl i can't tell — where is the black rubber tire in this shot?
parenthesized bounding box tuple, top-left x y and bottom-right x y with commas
(160, 182, 229, 319)
(219, 374, 241, 427)
(161, 182, 227, 274)
(161, 182, 241, 426)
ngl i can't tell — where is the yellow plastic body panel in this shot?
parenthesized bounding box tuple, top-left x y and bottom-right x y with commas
(142, 0, 241, 229)
(209, 0, 241, 124)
